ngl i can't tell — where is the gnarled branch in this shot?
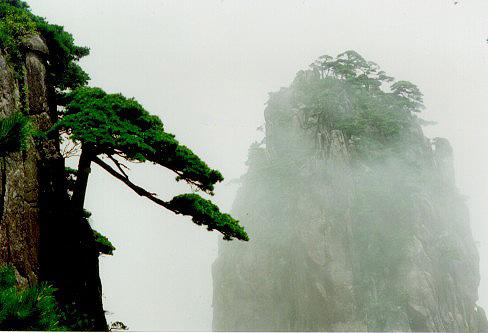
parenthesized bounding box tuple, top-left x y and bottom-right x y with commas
(92, 156, 172, 211)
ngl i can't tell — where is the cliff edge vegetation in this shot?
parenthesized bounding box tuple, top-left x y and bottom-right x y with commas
(0, 0, 247, 330)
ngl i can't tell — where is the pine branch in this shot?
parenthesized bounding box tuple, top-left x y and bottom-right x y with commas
(92, 156, 248, 241)
(107, 155, 129, 179)
(92, 156, 172, 210)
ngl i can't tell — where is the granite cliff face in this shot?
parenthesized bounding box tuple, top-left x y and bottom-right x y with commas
(0, 35, 55, 285)
(212, 58, 487, 332)
(0, 36, 107, 330)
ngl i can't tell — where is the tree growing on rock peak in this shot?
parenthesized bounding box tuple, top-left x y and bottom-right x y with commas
(288, 50, 426, 162)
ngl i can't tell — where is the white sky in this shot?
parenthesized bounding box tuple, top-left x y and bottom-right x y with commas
(27, 0, 488, 330)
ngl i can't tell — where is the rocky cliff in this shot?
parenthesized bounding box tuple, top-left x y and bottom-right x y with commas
(0, 35, 106, 330)
(212, 52, 488, 332)
(0, 35, 47, 286)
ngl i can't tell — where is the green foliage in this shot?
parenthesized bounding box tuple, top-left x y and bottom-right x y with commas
(391, 80, 424, 112)
(0, 112, 30, 154)
(53, 87, 246, 241)
(33, 18, 90, 92)
(93, 229, 116, 255)
(0, 266, 65, 331)
(168, 193, 249, 241)
(310, 50, 394, 86)
(64, 166, 78, 175)
(53, 86, 224, 194)
(77, 207, 115, 255)
(266, 50, 425, 162)
(0, 1, 36, 76)
(0, 0, 89, 92)
(1, 0, 29, 9)
(0, 266, 16, 290)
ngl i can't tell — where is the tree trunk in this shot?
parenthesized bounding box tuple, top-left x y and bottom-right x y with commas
(72, 146, 94, 216)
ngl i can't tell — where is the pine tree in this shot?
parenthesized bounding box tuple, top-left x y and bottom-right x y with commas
(53, 86, 248, 241)
(0, 0, 248, 330)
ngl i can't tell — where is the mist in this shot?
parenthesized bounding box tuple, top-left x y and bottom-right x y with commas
(27, 0, 488, 331)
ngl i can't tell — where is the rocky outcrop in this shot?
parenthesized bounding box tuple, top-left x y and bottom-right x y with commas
(0, 36, 53, 285)
(212, 86, 487, 332)
(0, 36, 107, 330)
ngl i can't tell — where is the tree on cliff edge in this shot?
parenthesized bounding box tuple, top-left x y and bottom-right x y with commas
(0, 0, 247, 331)
(53, 86, 248, 242)
(1, 1, 246, 241)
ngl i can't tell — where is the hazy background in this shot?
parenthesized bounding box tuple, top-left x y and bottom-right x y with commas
(28, 0, 488, 330)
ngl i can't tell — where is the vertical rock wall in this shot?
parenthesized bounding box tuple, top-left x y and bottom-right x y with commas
(212, 92, 488, 332)
(0, 36, 53, 285)
(0, 36, 107, 330)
